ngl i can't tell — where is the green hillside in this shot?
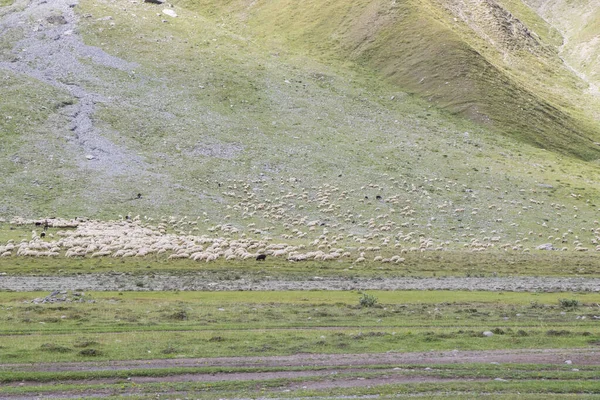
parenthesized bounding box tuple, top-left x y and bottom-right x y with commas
(0, 0, 600, 251)
(181, 0, 599, 159)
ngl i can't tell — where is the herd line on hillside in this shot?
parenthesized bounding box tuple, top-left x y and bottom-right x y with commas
(2, 178, 600, 262)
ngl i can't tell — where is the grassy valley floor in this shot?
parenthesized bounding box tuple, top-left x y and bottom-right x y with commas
(0, 288, 599, 398)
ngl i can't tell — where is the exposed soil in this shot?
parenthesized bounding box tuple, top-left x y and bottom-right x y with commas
(5, 348, 599, 373)
(1, 274, 600, 292)
(4, 368, 485, 387)
(0, 378, 486, 400)
(2, 349, 598, 399)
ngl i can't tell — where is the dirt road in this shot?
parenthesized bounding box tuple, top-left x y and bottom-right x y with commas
(2, 349, 598, 399)
(6, 348, 600, 372)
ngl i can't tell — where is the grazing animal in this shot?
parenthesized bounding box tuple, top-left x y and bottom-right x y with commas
(256, 254, 267, 261)
(40, 232, 46, 238)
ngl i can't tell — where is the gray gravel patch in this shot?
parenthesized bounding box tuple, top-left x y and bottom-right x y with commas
(1, 274, 600, 292)
(0, 0, 149, 178)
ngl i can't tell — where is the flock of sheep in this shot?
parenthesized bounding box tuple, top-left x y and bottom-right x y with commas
(1, 177, 600, 263)
(0, 217, 404, 263)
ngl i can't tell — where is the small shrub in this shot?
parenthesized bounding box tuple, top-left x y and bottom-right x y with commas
(516, 329, 529, 337)
(559, 298, 580, 309)
(359, 293, 378, 308)
(492, 328, 506, 335)
(208, 336, 225, 342)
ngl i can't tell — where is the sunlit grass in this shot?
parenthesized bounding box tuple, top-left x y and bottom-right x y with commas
(0, 290, 598, 363)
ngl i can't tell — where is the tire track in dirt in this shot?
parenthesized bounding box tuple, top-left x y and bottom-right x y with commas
(4, 348, 599, 373)
(2, 349, 598, 399)
(2, 368, 485, 387)
(0, 377, 488, 400)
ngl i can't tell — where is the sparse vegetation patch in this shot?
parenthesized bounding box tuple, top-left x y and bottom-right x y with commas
(359, 293, 378, 308)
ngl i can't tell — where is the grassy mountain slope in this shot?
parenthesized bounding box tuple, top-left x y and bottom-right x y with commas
(1, 0, 600, 251)
(182, 0, 599, 159)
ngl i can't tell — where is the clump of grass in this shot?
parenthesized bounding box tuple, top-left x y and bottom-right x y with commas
(160, 345, 178, 354)
(78, 348, 101, 356)
(359, 293, 378, 308)
(169, 310, 188, 321)
(559, 298, 580, 309)
(73, 340, 98, 348)
(40, 343, 72, 353)
(546, 330, 572, 336)
(529, 301, 546, 309)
